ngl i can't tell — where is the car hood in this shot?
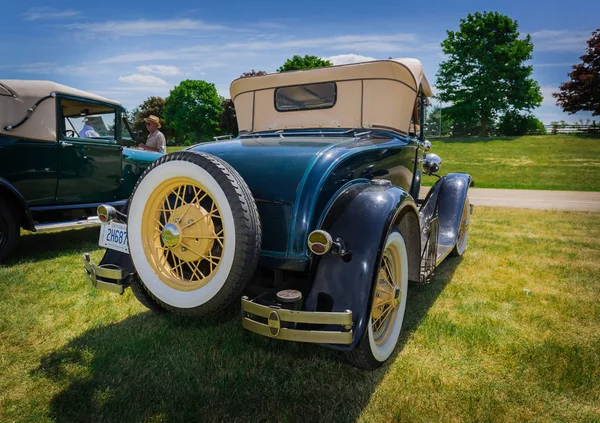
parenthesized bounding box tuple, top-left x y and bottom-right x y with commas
(190, 136, 353, 204)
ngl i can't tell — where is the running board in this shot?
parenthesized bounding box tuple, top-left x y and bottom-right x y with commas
(35, 217, 101, 233)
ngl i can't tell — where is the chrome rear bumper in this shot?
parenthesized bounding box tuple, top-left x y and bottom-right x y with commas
(83, 253, 129, 294)
(241, 297, 353, 344)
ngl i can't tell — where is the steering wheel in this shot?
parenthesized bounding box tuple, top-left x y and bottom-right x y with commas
(64, 129, 78, 138)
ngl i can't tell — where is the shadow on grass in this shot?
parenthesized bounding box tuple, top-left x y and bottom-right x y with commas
(5, 227, 99, 265)
(34, 258, 462, 423)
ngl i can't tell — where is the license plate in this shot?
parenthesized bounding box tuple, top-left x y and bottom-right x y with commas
(99, 221, 129, 254)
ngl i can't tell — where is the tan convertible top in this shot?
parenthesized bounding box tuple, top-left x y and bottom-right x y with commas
(0, 80, 120, 142)
(229, 58, 433, 135)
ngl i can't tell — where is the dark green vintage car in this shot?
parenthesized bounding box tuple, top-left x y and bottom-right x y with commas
(0, 80, 163, 262)
(84, 59, 473, 370)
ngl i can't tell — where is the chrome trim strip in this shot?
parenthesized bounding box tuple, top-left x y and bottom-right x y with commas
(242, 298, 352, 326)
(36, 217, 101, 233)
(242, 317, 353, 345)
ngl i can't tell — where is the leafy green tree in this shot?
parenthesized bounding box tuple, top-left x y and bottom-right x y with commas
(436, 11, 542, 136)
(130, 96, 173, 140)
(277, 55, 332, 72)
(165, 80, 223, 143)
(497, 111, 546, 135)
(553, 29, 600, 116)
(219, 99, 238, 137)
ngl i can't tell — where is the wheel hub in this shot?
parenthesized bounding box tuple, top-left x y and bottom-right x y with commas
(161, 223, 181, 248)
(166, 203, 215, 262)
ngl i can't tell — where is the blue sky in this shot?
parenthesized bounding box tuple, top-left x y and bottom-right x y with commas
(1, 0, 598, 124)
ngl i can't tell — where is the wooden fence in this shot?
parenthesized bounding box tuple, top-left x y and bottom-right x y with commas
(544, 122, 600, 134)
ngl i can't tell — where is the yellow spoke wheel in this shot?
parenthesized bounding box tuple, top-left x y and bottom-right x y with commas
(371, 251, 401, 346)
(127, 151, 261, 316)
(142, 177, 225, 291)
(347, 229, 408, 370)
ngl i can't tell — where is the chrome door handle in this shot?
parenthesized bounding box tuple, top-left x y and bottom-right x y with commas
(60, 141, 73, 147)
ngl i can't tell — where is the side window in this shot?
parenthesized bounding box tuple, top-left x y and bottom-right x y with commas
(409, 96, 420, 137)
(60, 98, 116, 140)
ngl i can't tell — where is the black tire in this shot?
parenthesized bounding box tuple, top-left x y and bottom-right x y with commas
(127, 151, 261, 317)
(346, 229, 408, 370)
(451, 194, 470, 257)
(129, 275, 166, 314)
(0, 200, 21, 264)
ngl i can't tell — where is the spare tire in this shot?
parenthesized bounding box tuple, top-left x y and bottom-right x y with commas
(127, 151, 261, 316)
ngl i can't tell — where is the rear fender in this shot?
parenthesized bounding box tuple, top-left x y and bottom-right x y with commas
(0, 177, 35, 231)
(420, 172, 473, 262)
(305, 181, 419, 350)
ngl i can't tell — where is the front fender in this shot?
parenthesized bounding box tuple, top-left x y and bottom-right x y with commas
(420, 172, 473, 262)
(304, 181, 418, 350)
(0, 177, 35, 231)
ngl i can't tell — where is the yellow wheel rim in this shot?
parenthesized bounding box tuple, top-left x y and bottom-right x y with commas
(371, 245, 402, 346)
(142, 176, 225, 291)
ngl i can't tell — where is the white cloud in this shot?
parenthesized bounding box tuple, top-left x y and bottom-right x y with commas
(118, 74, 168, 86)
(323, 54, 377, 65)
(136, 65, 181, 75)
(184, 33, 418, 53)
(6, 62, 95, 76)
(24, 7, 80, 21)
(67, 19, 227, 36)
(530, 30, 589, 52)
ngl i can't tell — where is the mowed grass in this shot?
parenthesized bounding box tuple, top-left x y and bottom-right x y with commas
(1, 208, 599, 422)
(423, 134, 600, 191)
(169, 134, 600, 191)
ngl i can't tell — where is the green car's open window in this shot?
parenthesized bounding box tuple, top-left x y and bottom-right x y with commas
(60, 98, 116, 141)
(119, 114, 134, 144)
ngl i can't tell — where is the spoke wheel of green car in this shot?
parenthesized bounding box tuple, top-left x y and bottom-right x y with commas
(127, 151, 261, 316)
(451, 195, 470, 257)
(346, 229, 408, 370)
(0, 201, 20, 264)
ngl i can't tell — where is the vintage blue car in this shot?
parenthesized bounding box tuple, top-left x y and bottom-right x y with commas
(0, 80, 163, 262)
(83, 59, 473, 370)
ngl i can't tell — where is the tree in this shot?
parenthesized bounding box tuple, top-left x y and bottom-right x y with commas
(219, 98, 238, 137)
(277, 55, 332, 72)
(130, 96, 173, 140)
(164, 80, 223, 144)
(553, 29, 600, 116)
(436, 12, 542, 136)
(497, 111, 546, 136)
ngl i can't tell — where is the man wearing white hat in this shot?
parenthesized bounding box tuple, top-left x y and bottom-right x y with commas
(139, 114, 166, 153)
(79, 117, 100, 138)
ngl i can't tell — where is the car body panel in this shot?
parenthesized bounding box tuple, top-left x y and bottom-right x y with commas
(0, 135, 59, 205)
(191, 132, 418, 270)
(305, 182, 416, 350)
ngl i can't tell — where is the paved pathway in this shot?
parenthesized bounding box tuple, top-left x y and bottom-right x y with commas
(419, 187, 600, 212)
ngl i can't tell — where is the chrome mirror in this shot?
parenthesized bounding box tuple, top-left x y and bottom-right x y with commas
(423, 153, 442, 175)
(423, 140, 432, 152)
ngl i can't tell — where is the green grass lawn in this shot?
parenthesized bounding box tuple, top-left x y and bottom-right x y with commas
(422, 134, 600, 191)
(170, 134, 600, 191)
(1, 208, 599, 422)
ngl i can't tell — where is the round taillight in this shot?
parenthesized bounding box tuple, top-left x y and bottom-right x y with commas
(308, 230, 332, 255)
(97, 205, 117, 223)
